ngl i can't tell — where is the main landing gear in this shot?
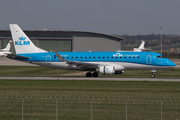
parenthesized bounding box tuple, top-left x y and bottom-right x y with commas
(86, 71, 98, 77)
(151, 70, 156, 78)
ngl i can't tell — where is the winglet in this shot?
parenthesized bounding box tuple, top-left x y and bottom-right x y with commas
(54, 51, 67, 62)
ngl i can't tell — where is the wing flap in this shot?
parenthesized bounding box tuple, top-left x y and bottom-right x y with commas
(67, 61, 99, 69)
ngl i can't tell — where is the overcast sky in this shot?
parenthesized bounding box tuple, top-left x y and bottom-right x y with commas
(0, 0, 180, 35)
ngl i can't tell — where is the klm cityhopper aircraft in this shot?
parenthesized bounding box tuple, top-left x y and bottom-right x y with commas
(8, 24, 176, 78)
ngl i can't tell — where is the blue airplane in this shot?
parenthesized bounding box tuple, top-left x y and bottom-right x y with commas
(7, 24, 176, 78)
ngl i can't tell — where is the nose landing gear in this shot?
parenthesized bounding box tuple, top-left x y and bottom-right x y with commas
(151, 72, 155, 78)
(151, 70, 156, 78)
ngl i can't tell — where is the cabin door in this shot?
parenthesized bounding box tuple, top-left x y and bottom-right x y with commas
(46, 55, 51, 64)
(146, 55, 151, 64)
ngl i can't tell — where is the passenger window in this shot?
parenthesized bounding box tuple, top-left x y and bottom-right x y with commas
(93, 57, 95, 59)
(85, 57, 87, 59)
(116, 57, 118, 59)
(67, 57, 69, 59)
(107, 57, 109, 59)
(89, 57, 91, 59)
(124, 57, 126, 59)
(133, 57, 135, 59)
(54, 55, 56, 59)
(103, 57, 105, 59)
(120, 57, 122, 59)
(98, 57, 100, 59)
(71, 57, 73, 59)
(80, 57, 82, 59)
(129, 57, 131, 58)
(137, 57, 139, 59)
(111, 57, 113, 59)
(76, 57, 78, 59)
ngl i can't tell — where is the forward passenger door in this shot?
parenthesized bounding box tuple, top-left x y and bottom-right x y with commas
(146, 55, 151, 64)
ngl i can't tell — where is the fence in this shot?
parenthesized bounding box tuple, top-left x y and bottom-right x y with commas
(0, 94, 180, 120)
(163, 53, 180, 58)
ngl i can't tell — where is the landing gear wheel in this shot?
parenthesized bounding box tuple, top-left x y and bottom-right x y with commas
(151, 73, 155, 78)
(86, 72, 92, 77)
(92, 72, 98, 77)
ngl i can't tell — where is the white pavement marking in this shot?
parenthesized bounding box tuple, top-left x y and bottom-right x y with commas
(0, 76, 179, 81)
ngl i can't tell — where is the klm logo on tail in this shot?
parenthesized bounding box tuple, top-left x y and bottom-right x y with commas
(19, 36, 26, 40)
(15, 36, 30, 45)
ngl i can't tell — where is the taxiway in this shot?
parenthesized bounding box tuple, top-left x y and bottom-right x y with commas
(0, 76, 179, 82)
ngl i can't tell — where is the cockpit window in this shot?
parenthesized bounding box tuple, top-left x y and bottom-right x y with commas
(157, 56, 161, 59)
(157, 55, 165, 59)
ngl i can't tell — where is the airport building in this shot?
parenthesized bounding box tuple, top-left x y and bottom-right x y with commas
(0, 30, 124, 53)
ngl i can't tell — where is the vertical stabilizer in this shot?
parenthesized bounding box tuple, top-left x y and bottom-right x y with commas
(2, 41, 12, 52)
(139, 41, 145, 49)
(9, 24, 47, 54)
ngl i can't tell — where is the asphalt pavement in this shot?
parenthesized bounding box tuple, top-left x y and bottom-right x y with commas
(0, 76, 179, 81)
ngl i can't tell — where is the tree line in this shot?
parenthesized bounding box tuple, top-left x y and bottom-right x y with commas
(115, 34, 180, 53)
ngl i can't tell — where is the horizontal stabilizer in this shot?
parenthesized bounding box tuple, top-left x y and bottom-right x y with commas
(7, 54, 30, 60)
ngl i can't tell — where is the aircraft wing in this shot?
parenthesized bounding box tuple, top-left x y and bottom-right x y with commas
(54, 51, 99, 69)
(67, 61, 99, 69)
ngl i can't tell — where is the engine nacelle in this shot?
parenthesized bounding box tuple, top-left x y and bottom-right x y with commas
(96, 66, 115, 75)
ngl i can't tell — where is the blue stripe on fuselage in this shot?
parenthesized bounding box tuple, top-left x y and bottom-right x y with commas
(16, 51, 174, 66)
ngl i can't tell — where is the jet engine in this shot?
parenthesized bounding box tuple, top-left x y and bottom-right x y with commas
(96, 66, 115, 75)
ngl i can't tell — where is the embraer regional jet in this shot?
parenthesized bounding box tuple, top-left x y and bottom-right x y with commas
(131, 41, 152, 51)
(7, 24, 176, 78)
(0, 40, 12, 57)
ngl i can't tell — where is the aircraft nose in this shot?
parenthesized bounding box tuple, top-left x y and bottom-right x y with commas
(167, 60, 176, 68)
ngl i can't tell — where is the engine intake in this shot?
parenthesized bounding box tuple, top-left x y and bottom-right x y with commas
(96, 66, 115, 75)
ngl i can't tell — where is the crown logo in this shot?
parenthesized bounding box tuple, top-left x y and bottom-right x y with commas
(19, 36, 26, 40)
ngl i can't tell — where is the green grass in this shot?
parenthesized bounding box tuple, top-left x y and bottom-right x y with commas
(0, 66, 180, 78)
(0, 80, 180, 119)
(0, 80, 180, 96)
(0, 65, 180, 119)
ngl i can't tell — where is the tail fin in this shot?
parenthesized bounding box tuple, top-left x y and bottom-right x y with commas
(9, 24, 47, 54)
(138, 41, 145, 49)
(2, 41, 12, 52)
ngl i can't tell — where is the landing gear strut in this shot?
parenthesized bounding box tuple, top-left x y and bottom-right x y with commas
(151, 72, 155, 78)
(86, 71, 98, 77)
(151, 70, 156, 78)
